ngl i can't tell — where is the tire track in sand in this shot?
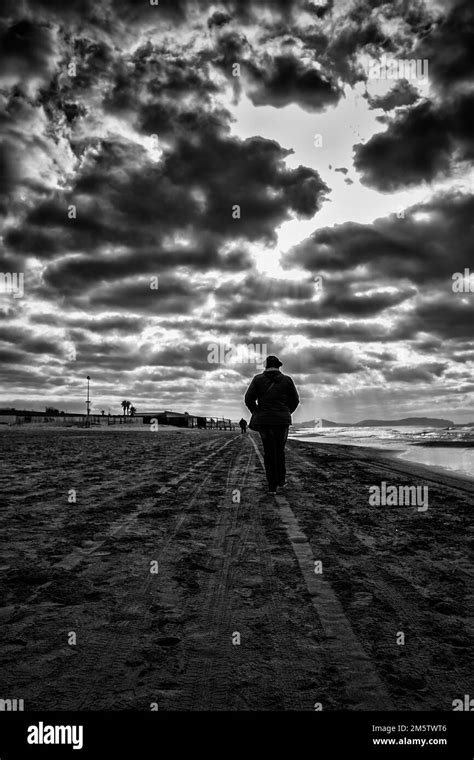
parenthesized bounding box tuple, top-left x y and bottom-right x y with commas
(178, 438, 308, 710)
(20, 436, 238, 709)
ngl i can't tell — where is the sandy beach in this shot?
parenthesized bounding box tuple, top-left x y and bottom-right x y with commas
(0, 427, 472, 711)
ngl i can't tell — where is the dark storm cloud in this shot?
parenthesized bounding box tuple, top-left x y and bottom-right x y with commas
(330, 296, 474, 350)
(354, 92, 474, 190)
(63, 340, 134, 369)
(414, 0, 474, 92)
(221, 0, 306, 22)
(414, 337, 443, 354)
(7, 128, 328, 274)
(137, 98, 232, 145)
(0, 324, 63, 356)
(210, 28, 249, 79)
(19, 0, 96, 20)
(0, 91, 69, 216)
(40, 244, 221, 295)
(104, 17, 341, 119)
(159, 134, 329, 242)
(207, 11, 342, 113)
(450, 347, 474, 363)
(68, 315, 146, 334)
(67, 37, 116, 92)
(214, 274, 316, 319)
(398, 298, 474, 341)
(284, 345, 362, 375)
(284, 285, 416, 320)
(383, 362, 447, 383)
(243, 53, 342, 112)
(354, 0, 474, 190)
(219, 300, 268, 320)
(0, 366, 44, 386)
(299, 316, 425, 343)
(146, 343, 220, 372)
(0, 307, 14, 321)
(299, 320, 394, 343)
(5, 226, 65, 259)
(0, 139, 17, 214)
(0, 19, 57, 88)
(79, 276, 208, 316)
(135, 367, 204, 384)
(105, 44, 219, 115)
(286, 192, 474, 286)
(15, 0, 189, 26)
(34, 313, 146, 335)
(353, 100, 451, 190)
(301, 0, 428, 91)
(114, 0, 190, 23)
(0, 346, 28, 364)
(207, 10, 231, 29)
(328, 26, 387, 83)
(61, 340, 218, 380)
(366, 79, 420, 111)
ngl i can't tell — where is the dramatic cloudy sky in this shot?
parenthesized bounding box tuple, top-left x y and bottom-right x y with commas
(0, 0, 473, 421)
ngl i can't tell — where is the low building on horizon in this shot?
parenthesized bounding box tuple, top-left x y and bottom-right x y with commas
(0, 408, 234, 430)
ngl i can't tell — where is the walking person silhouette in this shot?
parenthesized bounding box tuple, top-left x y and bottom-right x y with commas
(239, 418, 248, 433)
(244, 355, 299, 494)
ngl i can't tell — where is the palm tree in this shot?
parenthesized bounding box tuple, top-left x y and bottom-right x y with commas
(130, 405, 136, 417)
(121, 400, 127, 416)
(125, 401, 131, 415)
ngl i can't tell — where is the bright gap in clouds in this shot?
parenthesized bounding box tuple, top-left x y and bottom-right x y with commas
(229, 83, 472, 261)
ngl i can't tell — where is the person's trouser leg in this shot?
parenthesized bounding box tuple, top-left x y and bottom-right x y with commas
(259, 427, 278, 489)
(274, 426, 289, 485)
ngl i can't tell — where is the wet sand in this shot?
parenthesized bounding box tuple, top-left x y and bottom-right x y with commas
(0, 428, 472, 710)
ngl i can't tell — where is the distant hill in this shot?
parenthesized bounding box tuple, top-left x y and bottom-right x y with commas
(354, 417, 454, 428)
(295, 418, 344, 428)
(295, 417, 454, 429)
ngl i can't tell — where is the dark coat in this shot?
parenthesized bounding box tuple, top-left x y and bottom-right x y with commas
(244, 369, 299, 426)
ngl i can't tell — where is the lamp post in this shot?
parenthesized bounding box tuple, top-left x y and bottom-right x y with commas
(86, 375, 91, 427)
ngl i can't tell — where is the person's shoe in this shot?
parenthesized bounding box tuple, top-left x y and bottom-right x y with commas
(268, 486, 277, 494)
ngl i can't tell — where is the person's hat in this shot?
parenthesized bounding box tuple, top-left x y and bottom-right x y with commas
(265, 355, 282, 368)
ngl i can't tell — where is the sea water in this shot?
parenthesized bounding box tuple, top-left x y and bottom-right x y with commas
(290, 425, 474, 480)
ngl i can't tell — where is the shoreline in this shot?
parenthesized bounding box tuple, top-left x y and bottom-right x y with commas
(288, 438, 474, 492)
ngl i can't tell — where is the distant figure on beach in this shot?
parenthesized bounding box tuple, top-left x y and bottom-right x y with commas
(239, 418, 248, 434)
(244, 355, 299, 494)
